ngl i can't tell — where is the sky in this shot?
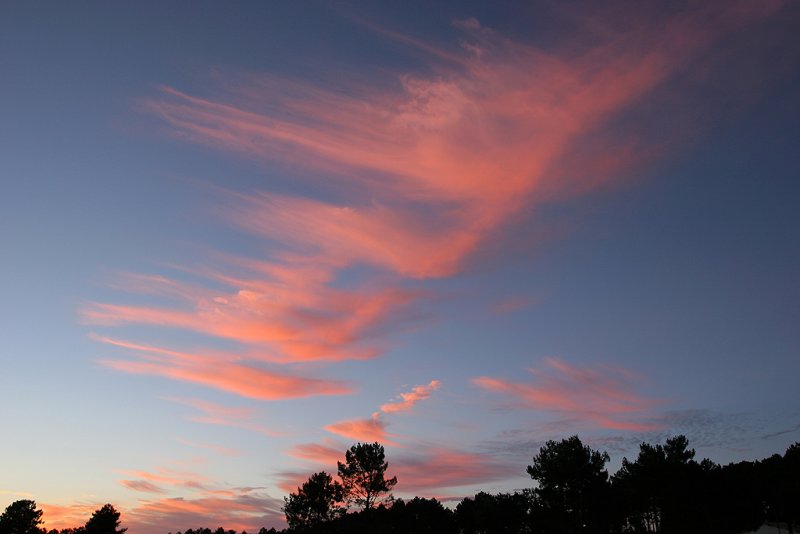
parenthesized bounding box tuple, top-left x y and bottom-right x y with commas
(1, 1, 799, 532)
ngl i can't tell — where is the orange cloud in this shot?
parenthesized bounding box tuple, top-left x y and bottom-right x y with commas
(121, 479, 165, 494)
(118, 466, 208, 490)
(40, 503, 102, 531)
(323, 412, 397, 445)
(125, 488, 283, 534)
(280, 443, 518, 495)
(85, 3, 786, 417)
(141, 2, 783, 282)
(380, 380, 441, 413)
(93, 335, 352, 400)
(84, 266, 418, 363)
(288, 440, 345, 466)
(473, 358, 661, 431)
(393, 448, 520, 494)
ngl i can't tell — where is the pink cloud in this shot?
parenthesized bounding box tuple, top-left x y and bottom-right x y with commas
(288, 440, 345, 466)
(380, 380, 441, 413)
(83, 2, 787, 431)
(118, 466, 209, 490)
(125, 488, 284, 534)
(121, 480, 166, 494)
(93, 3, 782, 372)
(40, 503, 102, 531)
(393, 448, 520, 494)
(84, 265, 418, 363)
(323, 412, 397, 445)
(473, 358, 661, 431)
(279, 443, 518, 495)
(92, 335, 352, 400)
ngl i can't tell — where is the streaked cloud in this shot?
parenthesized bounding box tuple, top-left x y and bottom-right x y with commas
(282, 440, 518, 495)
(380, 380, 441, 413)
(288, 440, 345, 466)
(125, 488, 283, 534)
(40, 502, 103, 531)
(120, 480, 165, 494)
(392, 448, 521, 494)
(84, 267, 419, 363)
(323, 412, 396, 445)
(474, 357, 661, 431)
(84, 1, 782, 409)
(91, 334, 352, 400)
(118, 467, 208, 492)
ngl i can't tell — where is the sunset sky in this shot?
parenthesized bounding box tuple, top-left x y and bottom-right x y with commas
(2, 1, 799, 532)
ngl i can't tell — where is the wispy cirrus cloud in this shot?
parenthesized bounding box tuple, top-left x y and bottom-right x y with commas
(380, 380, 441, 413)
(91, 334, 352, 401)
(118, 466, 209, 492)
(85, 266, 419, 363)
(322, 379, 440, 445)
(125, 488, 284, 534)
(40, 502, 103, 531)
(121, 479, 166, 494)
(392, 448, 520, 494)
(288, 440, 345, 466)
(84, 2, 786, 403)
(115, 463, 286, 532)
(323, 412, 396, 445)
(282, 440, 518, 495)
(474, 357, 661, 431)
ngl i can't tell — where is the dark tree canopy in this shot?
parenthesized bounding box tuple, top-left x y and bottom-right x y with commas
(283, 471, 344, 531)
(0, 500, 45, 534)
(455, 491, 532, 534)
(527, 435, 611, 534)
(612, 435, 706, 534)
(83, 504, 125, 534)
(4, 437, 798, 534)
(337, 442, 397, 510)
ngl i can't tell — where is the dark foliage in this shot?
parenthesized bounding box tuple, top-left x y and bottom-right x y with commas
(527, 435, 612, 534)
(455, 491, 532, 533)
(84, 504, 126, 534)
(5, 437, 799, 534)
(0, 500, 45, 534)
(336, 442, 397, 510)
(283, 471, 344, 531)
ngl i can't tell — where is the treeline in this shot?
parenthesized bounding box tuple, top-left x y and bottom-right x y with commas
(3, 436, 798, 534)
(0, 502, 124, 534)
(272, 436, 799, 534)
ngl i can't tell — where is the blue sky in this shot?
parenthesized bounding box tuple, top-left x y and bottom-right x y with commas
(1, 1, 799, 531)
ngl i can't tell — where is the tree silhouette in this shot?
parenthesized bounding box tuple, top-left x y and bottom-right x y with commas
(337, 442, 397, 510)
(613, 435, 706, 534)
(391, 497, 456, 534)
(83, 504, 125, 534)
(283, 471, 344, 530)
(0, 500, 45, 534)
(455, 491, 532, 534)
(527, 435, 611, 534)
